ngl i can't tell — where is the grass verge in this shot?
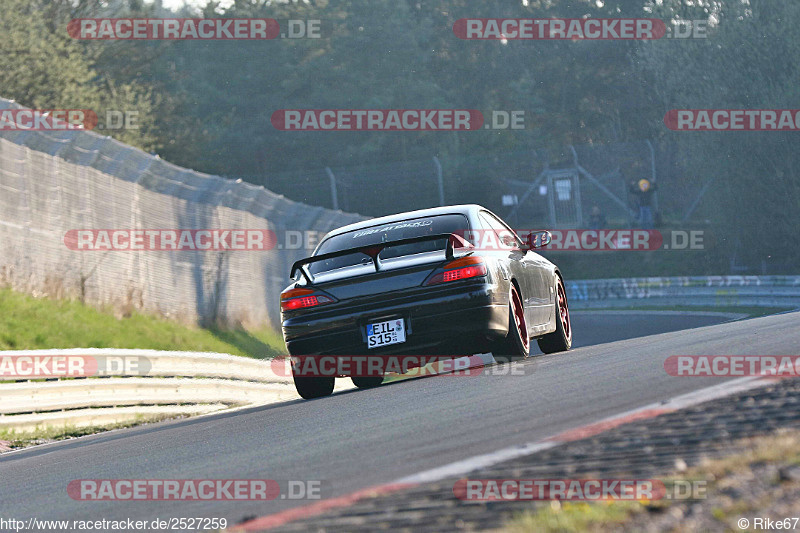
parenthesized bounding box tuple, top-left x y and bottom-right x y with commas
(0, 287, 285, 359)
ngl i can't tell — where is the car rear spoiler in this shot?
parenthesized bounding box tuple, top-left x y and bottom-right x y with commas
(290, 232, 470, 284)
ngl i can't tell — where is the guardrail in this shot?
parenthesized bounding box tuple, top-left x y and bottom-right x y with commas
(567, 276, 800, 309)
(0, 349, 313, 432)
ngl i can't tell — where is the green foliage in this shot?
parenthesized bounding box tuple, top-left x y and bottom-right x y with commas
(0, 0, 162, 150)
(635, 0, 800, 266)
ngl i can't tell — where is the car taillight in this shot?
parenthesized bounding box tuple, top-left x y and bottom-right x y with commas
(280, 288, 336, 311)
(425, 256, 487, 285)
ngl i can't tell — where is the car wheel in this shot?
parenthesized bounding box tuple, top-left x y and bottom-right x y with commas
(537, 276, 572, 354)
(493, 284, 530, 363)
(351, 376, 384, 389)
(293, 375, 335, 399)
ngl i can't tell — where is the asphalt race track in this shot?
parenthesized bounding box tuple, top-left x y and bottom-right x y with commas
(2, 310, 797, 527)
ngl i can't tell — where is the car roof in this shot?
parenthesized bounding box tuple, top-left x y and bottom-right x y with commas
(322, 204, 486, 240)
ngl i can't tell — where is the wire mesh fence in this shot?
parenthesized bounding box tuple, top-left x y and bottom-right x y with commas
(249, 140, 703, 231)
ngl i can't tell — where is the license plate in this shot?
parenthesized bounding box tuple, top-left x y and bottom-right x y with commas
(366, 319, 406, 349)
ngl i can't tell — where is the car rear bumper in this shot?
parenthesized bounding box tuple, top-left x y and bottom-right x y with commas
(282, 281, 508, 356)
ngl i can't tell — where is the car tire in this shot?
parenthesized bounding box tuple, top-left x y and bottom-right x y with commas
(293, 375, 335, 399)
(537, 276, 573, 354)
(351, 376, 384, 389)
(493, 284, 530, 363)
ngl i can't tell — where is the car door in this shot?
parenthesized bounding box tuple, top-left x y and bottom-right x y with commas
(478, 211, 550, 327)
(522, 245, 556, 328)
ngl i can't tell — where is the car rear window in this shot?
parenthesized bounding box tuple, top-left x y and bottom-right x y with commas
(309, 214, 470, 274)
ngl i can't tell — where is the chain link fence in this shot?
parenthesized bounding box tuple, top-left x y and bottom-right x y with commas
(248, 140, 707, 231)
(0, 98, 364, 330)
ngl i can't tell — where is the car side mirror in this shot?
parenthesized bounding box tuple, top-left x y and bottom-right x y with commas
(528, 230, 552, 249)
(500, 233, 517, 248)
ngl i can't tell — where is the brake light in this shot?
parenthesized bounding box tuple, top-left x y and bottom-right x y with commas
(425, 256, 487, 285)
(280, 287, 336, 311)
(442, 265, 485, 281)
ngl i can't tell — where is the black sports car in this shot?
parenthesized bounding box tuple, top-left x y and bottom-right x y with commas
(280, 204, 572, 399)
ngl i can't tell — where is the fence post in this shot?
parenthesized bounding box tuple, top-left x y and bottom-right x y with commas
(432, 156, 444, 206)
(325, 167, 339, 210)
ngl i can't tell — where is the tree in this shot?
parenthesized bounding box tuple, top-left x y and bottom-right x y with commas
(0, 0, 160, 151)
(635, 0, 800, 268)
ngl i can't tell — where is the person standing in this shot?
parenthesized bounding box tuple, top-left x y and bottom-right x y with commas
(628, 178, 658, 229)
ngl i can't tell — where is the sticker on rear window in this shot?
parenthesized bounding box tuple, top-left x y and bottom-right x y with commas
(352, 219, 433, 238)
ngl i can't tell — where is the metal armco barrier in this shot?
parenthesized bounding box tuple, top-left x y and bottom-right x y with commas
(567, 276, 800, 309)
(0, 349, 337, 431)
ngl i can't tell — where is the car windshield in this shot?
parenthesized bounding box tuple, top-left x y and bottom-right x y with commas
(308, 214, 470, 274)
